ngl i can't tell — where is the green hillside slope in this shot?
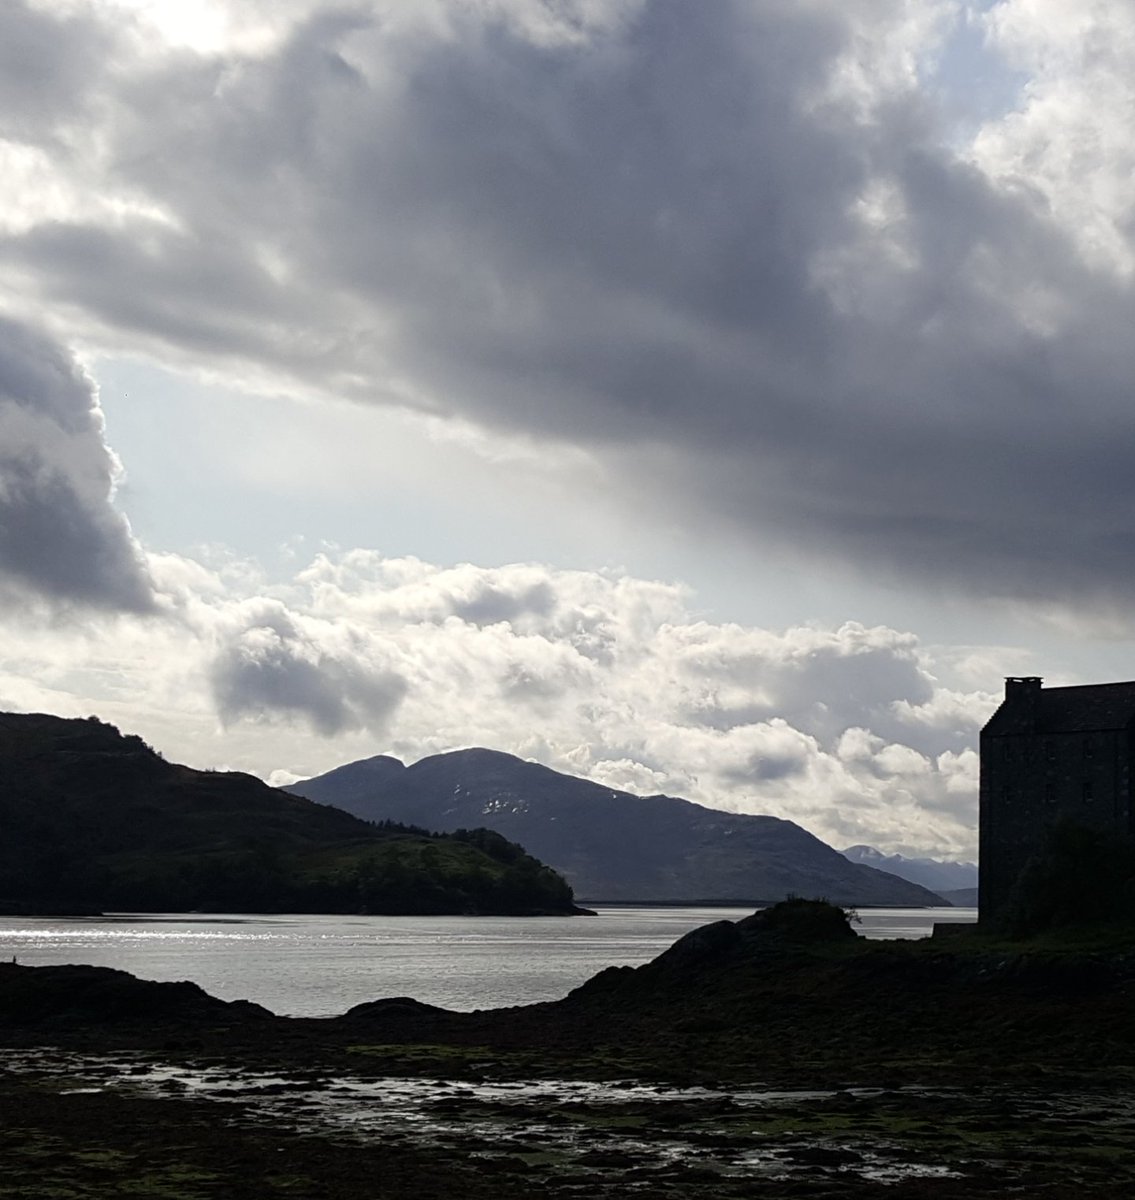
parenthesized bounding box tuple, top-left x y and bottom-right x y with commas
(0, 713, 582, 916)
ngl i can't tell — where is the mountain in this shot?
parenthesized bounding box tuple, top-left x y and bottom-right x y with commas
(841, 845, 978, 895)
(0, 713, 582, 916)
(287, 748, 945, 906)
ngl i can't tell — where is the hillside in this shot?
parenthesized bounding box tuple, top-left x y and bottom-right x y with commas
(288, 748, 945, 906)
(841, 844, 978, 893)
(940, 887, 979, 906)
(0, 713, 582, 916)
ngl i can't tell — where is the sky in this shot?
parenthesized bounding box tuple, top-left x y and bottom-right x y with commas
(3, 0, 1135, 862)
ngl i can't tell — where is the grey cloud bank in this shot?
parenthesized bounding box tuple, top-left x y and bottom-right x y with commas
(0, 316, 154, 612)
(3, 1, 1135, 609)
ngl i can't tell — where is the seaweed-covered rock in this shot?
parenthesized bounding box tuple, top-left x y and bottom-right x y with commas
(344, 995, 453, 1020)
(0, 962, 272, 1025)
(650, 919, 743, 970)
(571, 900, 858, 1005)
(736, 898, 858, 943)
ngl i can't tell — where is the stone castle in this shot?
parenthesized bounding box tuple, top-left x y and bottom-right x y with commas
(979, 676, 1135, 918)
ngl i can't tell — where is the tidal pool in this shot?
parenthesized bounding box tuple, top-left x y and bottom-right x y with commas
(9, 1047, 1061, 1186)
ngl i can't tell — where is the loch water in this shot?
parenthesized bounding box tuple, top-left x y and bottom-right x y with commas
(0, 905, 976, 1017)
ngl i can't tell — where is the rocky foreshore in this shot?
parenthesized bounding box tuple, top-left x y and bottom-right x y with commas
(3, 901, 1135, 1197)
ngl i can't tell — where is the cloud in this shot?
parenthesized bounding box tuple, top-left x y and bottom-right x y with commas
(0, 544, 993, 857)
(267, 551, 993, 855)
(209, 598, 407, 736)
(974, 0, 1135, 276)
(3, 2, 1135, 612)
(0, 1, 112, 140)
(0, 315, 154, 613)
(6, 0, 1128, 856)
(451, 578, 555, 626)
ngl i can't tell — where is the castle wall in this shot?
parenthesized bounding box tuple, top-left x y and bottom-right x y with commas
(979, 723, 1135, 920)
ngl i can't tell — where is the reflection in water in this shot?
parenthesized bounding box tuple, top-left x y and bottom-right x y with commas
(3, 1048, 968, 1186)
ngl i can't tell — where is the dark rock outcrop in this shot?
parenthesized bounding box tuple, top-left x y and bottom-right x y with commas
(0, 961, 273, 1025)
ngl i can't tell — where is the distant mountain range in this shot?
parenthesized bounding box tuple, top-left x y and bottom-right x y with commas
(840, 845, 978, 896)
(287, 749, 946, 907)
(0, 713, 582, 916)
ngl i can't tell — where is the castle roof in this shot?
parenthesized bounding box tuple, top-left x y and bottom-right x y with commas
(983, 680, 1135, 736)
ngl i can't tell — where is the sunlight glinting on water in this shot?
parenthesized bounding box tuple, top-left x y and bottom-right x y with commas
(0, 907, 976, 1016)
(5, 928, 287, 941)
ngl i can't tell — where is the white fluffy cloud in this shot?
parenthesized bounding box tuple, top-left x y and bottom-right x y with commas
(974, 0, 1135, 277)
(0, 545, 996, 858)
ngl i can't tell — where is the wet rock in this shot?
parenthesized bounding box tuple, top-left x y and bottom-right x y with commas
(342, 996, 452, 1020)
(650, 921, 742, 971)
(782, 1144, 864, 1167)
(468, 1155, 533, 1174)
(0, 962, 273, 1026)
(575, 1150, 642, 1168)
(654, 1164, 725, 1181)
(736, 899, 858, 944)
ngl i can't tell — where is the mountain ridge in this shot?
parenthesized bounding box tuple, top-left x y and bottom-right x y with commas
(0, 712, 583, 916)
(288, 747, 946, 907)
(841, 844, 978, 894)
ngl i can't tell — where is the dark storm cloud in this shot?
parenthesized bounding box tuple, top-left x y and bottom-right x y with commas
(0, 317, 154, 612)
(7, 1, 1135, 606)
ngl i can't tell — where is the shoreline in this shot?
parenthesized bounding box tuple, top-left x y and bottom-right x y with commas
(3, 904, 1134, 1197)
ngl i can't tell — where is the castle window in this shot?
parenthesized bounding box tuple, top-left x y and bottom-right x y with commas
(1083, 781, 1094, 803)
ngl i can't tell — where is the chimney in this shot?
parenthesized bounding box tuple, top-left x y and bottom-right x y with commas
(1003, 677, 1042, 729)
(1005, 676, 1042, 699)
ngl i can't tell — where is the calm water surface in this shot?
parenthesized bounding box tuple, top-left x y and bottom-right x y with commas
(0, 906, 975, 1017)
